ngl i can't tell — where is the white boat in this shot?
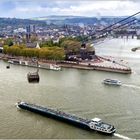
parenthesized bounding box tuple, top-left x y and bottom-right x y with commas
(8, 59, 28, 66)
(49, 64, 61, 71)
(103, 79, 122, 86)
(39, 62, 61, 71)
(8, 59, 61, 71)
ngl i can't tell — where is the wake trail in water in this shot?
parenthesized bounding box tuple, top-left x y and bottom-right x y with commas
(114, 133, 135, 140)
(123, 84, 140, 89)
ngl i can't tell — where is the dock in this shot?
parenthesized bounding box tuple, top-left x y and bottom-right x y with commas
(0, 54, 131, 74)
(58, 56, 131, 74)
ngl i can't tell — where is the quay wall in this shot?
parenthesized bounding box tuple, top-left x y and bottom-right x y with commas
(58, 62, 131, 74)
(0, 54, 131, 74)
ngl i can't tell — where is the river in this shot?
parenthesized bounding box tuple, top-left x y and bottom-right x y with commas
(0, 38, 140, 139)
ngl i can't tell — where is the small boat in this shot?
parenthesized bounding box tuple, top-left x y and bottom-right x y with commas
(39, 62, 61, 71)
(50, 64, 61, 71)
(131, 47, 140, 52)
(6, 63, 10, 69)
(103, 79, 122, 86)
(131, 48, 137, 52)
(6, 65, 10, 69)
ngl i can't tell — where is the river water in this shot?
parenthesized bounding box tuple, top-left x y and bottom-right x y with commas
(0, 38, 140, 139)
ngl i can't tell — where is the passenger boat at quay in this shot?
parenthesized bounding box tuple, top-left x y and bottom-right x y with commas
(103, 79, 122, 86)
(16, 101, 116, 135)
(8, 59, 61, 71)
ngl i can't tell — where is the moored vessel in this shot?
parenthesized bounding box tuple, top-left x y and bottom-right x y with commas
(16, 101, 116, 135)
(8, 59, 61, 71)
(8, 59, 28, 66)
(39, 62, 61, 71)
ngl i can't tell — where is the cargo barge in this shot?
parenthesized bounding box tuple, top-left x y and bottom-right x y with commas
(16, 101, 116, 135)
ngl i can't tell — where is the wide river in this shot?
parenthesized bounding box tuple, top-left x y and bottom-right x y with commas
(0, 38, 140, 139)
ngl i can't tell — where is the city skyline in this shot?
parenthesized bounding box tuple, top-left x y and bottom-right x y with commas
(0, 0, 140, 18)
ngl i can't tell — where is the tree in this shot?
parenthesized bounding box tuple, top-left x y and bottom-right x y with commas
(75, 35, 88, 42)
(4, 38, 13, 46)
(40, 40, 54, 48)
(3, 45, 9, 54)
(30, 35, 38, 43)
(61, 40, 81, 54)
(3, 44, 65, 60)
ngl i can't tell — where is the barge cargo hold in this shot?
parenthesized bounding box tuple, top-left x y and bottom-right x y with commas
(16, 101, 116, 135)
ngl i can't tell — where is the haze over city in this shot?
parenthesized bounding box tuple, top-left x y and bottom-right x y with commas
(0, 0, 140, 18)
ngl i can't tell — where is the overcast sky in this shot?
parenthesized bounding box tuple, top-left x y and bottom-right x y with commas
(0, 0, 140, 18)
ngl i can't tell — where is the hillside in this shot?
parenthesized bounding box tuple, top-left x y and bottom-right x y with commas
(0, 18, 46, 28)
(31, 15, 137, 25)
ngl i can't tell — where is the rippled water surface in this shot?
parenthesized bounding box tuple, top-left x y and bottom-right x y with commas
(0, 38, 140, 139)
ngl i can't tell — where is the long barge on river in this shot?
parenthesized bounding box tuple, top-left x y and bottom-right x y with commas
(16, 101, 116, 135)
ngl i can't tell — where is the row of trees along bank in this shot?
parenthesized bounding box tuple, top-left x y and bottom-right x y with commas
(3, 45, 65, 60)
(2, 37, 93, 60)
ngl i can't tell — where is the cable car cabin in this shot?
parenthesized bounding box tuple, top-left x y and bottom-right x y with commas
(27, 72, 39, 83)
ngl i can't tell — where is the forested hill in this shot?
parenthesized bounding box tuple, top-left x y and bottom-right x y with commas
(33, 15, 138, 25)
(0, 18, 46, 28)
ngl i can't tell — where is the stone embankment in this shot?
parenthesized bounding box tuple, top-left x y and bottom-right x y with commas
(58, 56, 131, 74)
(0, 54, 131, 74)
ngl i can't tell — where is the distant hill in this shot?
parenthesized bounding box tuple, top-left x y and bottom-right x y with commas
(0, 16, 138, 28)
(31, 15, 85, 20)
(0, 17, 46, 28)
(31, 15, 86, 25)
(32, 15, 137, 25)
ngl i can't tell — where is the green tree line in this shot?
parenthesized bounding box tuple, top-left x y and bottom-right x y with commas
(3, 36, 92, 60)
(3, 45, 65, 60)
(40, 37, 82, 54)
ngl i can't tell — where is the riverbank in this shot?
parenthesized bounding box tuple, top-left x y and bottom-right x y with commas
(0, 53, 131, 74)
(57, 58, 131, 74)
(58, 62, 131, 74)
(44, 55, 132, 74)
